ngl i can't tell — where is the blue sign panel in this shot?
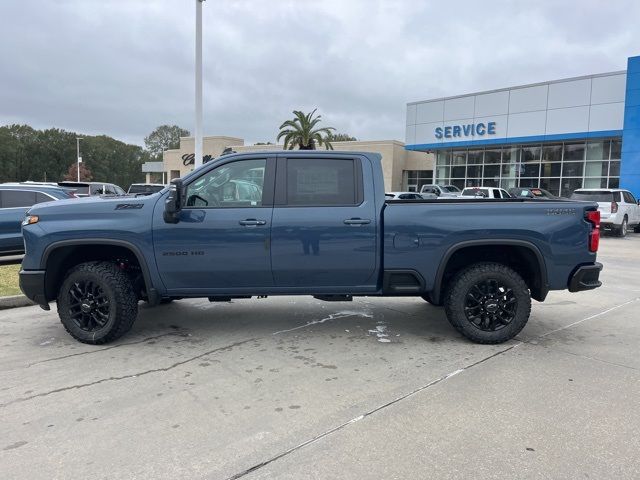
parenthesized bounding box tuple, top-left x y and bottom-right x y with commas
(435, 121, 497, 139)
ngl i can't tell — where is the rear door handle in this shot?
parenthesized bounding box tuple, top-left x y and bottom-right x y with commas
(239, 219, 267, 226)
(343, 218, 371, 225)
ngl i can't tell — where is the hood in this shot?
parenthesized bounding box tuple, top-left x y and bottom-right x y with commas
(28, 192, 163, 216)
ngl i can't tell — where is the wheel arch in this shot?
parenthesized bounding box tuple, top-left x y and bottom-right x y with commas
(432, 240, 549, 305)
(41, 239, 159, 305)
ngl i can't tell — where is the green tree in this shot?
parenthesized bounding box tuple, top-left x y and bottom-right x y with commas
(277, 109, 335, 150)
(327, 132, 357, 142)
(63, 161, 93, 181)
(0, 124, 149, 188)
(144, 125, 190, 158)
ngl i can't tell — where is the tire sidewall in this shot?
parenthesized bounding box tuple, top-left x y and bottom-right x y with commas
(57, 266, 120, 343)
(446, 263, 531, 344)
(620, 217, 628, 237)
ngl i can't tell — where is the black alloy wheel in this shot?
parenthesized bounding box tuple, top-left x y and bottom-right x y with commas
(67, 279, 110, 332)
(463, 278, 517, 331)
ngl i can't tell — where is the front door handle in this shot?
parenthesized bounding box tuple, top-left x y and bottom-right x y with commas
(343, 218, 371, 225)
(239, 219, 267, 226)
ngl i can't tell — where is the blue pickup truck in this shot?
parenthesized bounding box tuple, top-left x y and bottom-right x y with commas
(19, 151, 602, 345)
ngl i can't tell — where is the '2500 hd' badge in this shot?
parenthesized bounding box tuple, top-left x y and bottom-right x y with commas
(546, 208, 576, 215)
(162, 251, 205, 256)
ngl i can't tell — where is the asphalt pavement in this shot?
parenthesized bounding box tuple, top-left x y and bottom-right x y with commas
(1, 235, 639, 479)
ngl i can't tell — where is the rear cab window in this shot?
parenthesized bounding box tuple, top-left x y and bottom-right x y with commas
(462, 188, 489, 197)
(570, 191, 615, 202)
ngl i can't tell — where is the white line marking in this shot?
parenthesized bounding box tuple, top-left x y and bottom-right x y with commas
(538, 297, 639, 338)
(272, 311, 373, 335)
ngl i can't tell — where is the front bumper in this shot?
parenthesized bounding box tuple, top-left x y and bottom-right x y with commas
(568, 263, 603, 292)
(19, 270, 48, 306)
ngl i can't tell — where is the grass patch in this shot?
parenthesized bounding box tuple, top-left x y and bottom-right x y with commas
(0, 264, 22, 297)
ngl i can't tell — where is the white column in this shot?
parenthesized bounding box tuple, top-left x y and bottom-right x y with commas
(194, 0, 204, 169)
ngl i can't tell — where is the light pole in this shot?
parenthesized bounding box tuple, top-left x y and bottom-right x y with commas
(76, 137, 83, 182)
(194, 0, 205, 169)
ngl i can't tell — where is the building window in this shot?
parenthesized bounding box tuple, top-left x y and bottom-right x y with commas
(563, 142, 585, 161)
(403, 170, 434, 191)
(432, 137, 621, 197)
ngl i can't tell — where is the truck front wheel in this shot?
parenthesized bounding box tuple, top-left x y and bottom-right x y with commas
(57, 262, 138, 344)
(444, 262, 531, 344)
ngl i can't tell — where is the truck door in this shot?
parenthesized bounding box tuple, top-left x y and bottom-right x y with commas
(153, 156, 275, 291)
(270, 155, 378, 290)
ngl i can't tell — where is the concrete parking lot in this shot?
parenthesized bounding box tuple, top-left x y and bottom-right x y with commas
(1, 235, 639, 479)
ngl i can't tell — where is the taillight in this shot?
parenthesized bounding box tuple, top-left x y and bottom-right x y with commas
(586, 210, 600, 252)
(611, 201, 618, 213)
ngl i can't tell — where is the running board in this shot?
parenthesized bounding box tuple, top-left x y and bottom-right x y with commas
(313, 295, 353, 302)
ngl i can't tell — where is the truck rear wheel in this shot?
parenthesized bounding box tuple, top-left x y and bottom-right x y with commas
(57, 262, 138, 344)
(444, 262, 531, 344)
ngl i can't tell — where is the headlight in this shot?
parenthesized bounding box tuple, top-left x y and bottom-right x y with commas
(22, 215, 39, 226)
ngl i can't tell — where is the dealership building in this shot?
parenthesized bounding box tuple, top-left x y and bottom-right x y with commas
(405, 55, 640, 197)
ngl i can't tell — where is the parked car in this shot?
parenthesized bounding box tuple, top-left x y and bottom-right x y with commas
(420, 184, 462, 197)
(57, 181, 126, 197)
(461, 187, 512, 198)
(127, 183, 166, 196)
(0, 184, 74, 255)
(385, 192, 436, 200)
(570, 188, 640, 237)
(508, 187, 558, 199)
(20, 151, 602, 345)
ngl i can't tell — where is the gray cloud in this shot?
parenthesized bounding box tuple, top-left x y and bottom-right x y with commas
(1, 0, 639, 146)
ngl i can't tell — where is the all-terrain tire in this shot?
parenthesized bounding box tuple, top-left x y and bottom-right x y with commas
(444, 262, 531, 344)
(57, 262, 138, 344)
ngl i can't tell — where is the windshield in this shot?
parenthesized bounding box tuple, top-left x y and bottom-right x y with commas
(570, 191, 614, 202)
(443, 186, 461, 193)
(530, 188, 554, 198)
(128, 185, 164, 194)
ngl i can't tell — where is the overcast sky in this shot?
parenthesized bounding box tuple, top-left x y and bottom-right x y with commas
(1, 0, 639, 146)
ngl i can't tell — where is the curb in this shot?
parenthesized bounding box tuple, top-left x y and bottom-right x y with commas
(0, 295, 36, 310)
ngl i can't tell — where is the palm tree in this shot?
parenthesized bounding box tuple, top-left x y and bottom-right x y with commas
(277, 109, 336, 150)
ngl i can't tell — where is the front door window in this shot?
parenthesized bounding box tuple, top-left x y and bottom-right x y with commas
(186, 159, 265, 208)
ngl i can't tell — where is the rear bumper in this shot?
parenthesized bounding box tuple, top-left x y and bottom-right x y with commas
(19, 270, 47, 305)
(568, 263, 603, 292)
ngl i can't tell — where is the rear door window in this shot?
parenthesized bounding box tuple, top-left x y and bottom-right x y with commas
(90, 184, 105, 195)
(35, 192, 55, 204)
(622, 191, 636, 204)
(1, 190, 37, 208)
(285, 158, 358, 206)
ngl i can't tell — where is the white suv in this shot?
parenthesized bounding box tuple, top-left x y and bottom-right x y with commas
(460, 187, 512, 199)
(571, 189, 640, 237)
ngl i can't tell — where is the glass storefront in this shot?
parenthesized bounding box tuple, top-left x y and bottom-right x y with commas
(433, 139, 621, 197)
(404, 170, 434, 192)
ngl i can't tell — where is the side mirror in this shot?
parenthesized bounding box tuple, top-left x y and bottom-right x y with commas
(163, 178, 184, 224)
